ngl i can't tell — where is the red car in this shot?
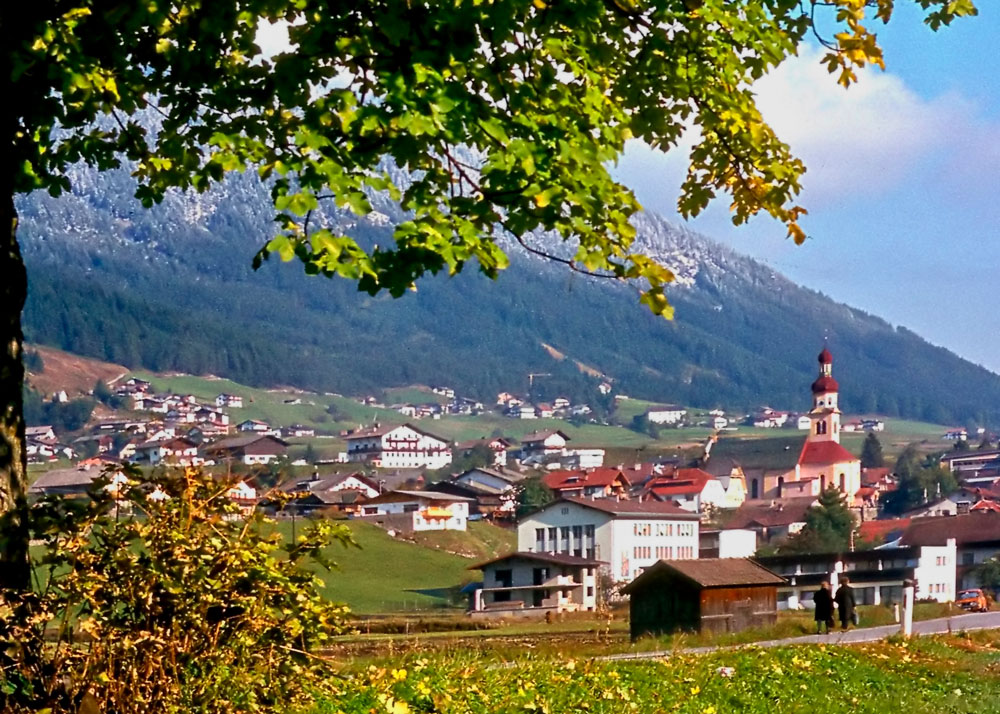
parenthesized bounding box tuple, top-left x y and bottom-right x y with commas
(956, 589, 989, 612)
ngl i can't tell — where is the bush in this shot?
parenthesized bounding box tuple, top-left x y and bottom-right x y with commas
(0, 466, 353, 714)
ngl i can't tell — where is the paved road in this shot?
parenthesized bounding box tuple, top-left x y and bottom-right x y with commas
(601, 610, 1000, 661)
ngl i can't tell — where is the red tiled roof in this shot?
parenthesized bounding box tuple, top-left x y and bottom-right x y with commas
(543, 468, 629, 491)
(798, 439, 858, 466)
(643, 468, 714, 498)
(971, 500, 1000, 513)
(861, 467, 892, 485)
(811, 375, 839, 394)
(858, 518, 910, 543)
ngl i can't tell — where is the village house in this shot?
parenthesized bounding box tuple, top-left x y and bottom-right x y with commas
(237, 419, 272, 433)
(645, 405, 687, 425)
(469, 552, 603, 619)
(343, 423, 452, 469)
(697, 528, 759, 558)
(429, 468, 523, 519)
(896, 512, 1000, 590)
(640, 468, 730, 514)
(508, 404, 537, 420)
(558, 448, 606, 470)
(723, 497, 816, 543)
(203, 434, 288, 465)
(535, 403, 555, 419)
(517, 496, 700, 584)
(623, 558, 785, 637)
(215, 393, 244, 408)
(283, 424, 316, 438)
(543, 468, 631, 499)
(944, 428, 969, 441)
(454, 437, 514, 468)
(28, 464, 131, 500)
(941, 449, 1000, 477)
(700, 458, 749, 509)
(519, 430, 570, 460)
(195, 407, 229, 426)
(900, 485, 1000, 519)
(357, 490, 472, 532)
(26, 425, 57, 442)
(132, 436, 202, 466)
(757, 541, 957, 610)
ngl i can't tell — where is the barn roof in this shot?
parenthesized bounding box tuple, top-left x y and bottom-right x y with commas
(621, 558, 785, 593)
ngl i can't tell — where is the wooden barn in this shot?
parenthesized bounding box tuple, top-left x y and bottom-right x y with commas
(621, 558, 785, 639)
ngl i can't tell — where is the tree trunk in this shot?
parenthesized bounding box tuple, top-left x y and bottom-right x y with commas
(0, 187, 30, 592)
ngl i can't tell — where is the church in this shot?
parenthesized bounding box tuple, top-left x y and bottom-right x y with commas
(706, 346, 862, 503)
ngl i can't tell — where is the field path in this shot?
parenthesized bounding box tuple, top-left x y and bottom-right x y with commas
(601, 610, 1000, 661)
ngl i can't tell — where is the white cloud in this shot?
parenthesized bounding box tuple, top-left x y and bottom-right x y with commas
(753, 46, 969, 202)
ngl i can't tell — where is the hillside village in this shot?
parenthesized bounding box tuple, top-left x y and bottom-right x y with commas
(24, 345, 1000, 625)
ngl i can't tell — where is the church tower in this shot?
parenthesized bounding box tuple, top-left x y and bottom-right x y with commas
(808, 346, 841, 443)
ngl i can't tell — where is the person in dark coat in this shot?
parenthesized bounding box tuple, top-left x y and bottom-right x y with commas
(813, 581, 834, 634)
(834, 576, 856, 630)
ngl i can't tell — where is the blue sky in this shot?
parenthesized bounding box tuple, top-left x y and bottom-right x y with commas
(614, 3, 1000, 372)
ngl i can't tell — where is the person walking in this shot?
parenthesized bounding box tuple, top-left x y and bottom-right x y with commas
(813, 581, 834, 634)
(834, 576, 856, 631)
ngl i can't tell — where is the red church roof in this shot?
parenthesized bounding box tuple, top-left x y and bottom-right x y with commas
(818, 347, 833, 364)
(798, 439, 858, 466)
(811, 375, 839, 394)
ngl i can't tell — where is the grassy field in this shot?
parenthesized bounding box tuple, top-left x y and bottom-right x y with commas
(268, 519, 513, 614)
(311, 631, 1000, 713)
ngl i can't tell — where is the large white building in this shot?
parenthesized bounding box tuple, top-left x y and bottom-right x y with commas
(344, 423, 452, 469)
(517, 496, 700, 584)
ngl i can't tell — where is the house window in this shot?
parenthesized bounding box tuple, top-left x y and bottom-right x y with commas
(561, 507, 569, 515)
(536, 528, 546, 551)
(963, 552, 975, 566)
(403, 504, 419, 513)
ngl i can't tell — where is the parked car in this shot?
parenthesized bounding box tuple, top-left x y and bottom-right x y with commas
(956, 588, 989, 612)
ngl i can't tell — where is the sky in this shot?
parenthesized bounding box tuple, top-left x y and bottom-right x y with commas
(614, 3, 1000, 372)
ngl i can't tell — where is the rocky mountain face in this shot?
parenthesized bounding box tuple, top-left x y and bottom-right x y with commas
(15, 162, 1000, 424)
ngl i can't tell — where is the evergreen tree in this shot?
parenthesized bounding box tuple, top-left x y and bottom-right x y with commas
(783, 486, 857, 553)
(860, 432, 885, 469)
(516, 476, 554, 518)
(883, 444, 958, 515)
(972, 557, 1000, 596)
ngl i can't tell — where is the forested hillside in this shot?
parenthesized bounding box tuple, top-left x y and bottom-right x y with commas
(17, 162, 1000, 424)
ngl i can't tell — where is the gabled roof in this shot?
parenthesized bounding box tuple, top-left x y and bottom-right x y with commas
(861, 467, 892, 485)
(520, 430, 570, 444)
(899, 512, 1000, 547)
(858, 517, 911, 544)
(797, 439, 859, 466)
(708, 436, 803, 472)
(343, 422, 447, 442)
(972, 500, 1000, 513)
(557, 495, 698, 519)
(621, 558, 785, 593)
(362, 489, 475, 505)
(470, 551, 604, 571)
(543, 468, 629, 491)
(725, 497, 816, 529)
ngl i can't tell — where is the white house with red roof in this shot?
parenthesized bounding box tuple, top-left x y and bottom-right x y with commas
(640, 468, 729, 514)
(542, 468, 630, 499)
(517, 496, 700, 583)
(344, 423, 452, 469)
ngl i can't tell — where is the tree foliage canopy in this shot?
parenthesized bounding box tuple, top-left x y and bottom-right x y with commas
(10, 0, 977, 317)
(783, 486, 856, 553)
(882, 444, 958, 515)
(860, 431, 885, 469)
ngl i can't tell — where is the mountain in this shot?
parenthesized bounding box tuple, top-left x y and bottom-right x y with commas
(15, 161, 1000, 424)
